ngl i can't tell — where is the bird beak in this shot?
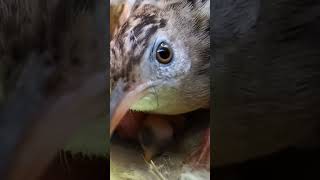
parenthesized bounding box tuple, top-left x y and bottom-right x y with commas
(110, 81, 152, 136)
(143, 149, 155, 162)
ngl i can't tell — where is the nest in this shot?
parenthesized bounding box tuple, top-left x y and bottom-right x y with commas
(110, 111, 210, 179)
(110, 1, 210, 179)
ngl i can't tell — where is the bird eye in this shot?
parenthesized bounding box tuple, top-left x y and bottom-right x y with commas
(156, 42, 173, 64)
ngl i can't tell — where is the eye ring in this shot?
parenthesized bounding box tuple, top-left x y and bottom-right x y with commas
(156, 42, 173, 64)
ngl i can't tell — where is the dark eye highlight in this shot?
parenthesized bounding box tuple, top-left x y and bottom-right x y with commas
(156, 42, 173, 64)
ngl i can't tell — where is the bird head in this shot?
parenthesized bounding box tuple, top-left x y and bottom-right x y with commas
(138, 115, 174, 161)
(110, 0, 210, 135)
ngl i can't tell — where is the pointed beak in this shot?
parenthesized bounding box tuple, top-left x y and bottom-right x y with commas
(143, 149, 155, 162)
(110, 81, 152, 136)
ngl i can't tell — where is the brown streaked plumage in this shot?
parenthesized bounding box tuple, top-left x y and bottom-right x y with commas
(111, 3, 168, 90)
(110, 0, 210, 169)
(111, 0, 209, 89)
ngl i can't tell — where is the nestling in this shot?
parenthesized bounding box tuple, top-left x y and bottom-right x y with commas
(110, 0, 210, 168)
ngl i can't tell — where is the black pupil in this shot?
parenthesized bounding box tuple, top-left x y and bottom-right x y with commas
(157, 43, 171, 60)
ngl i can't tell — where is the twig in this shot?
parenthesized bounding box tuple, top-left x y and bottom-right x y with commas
(143, 155, 167, 180)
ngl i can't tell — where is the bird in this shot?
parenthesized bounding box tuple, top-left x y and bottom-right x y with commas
(138, 114, 186, 161)
(110, 0, 210, 169)
(138, 115, 175, 161)
(0, 0, 106, 179)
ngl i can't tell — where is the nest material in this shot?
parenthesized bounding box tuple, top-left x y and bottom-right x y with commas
(63, 117, 107, 156)
(110, 1, 210, 179)
(110, 120, 210, 180)
(41, 150, 107, 180)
